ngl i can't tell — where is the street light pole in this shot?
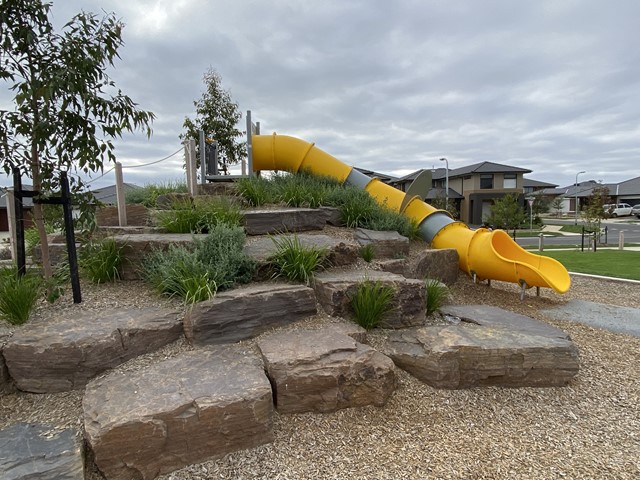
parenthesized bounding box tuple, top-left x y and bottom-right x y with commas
(440, 157, 449, 210)
(575, 170, 586, 225)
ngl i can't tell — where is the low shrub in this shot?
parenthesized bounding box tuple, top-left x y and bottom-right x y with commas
(237, 176, 276, 206)
(326, 186, 378, 227)
(0, 267, 41, 325)
(156, 196, 243, 233)
(142, 224, 255, 303)
(360, 243, 375, 262)
(79, 237, 124, 283)
(350, 280, 395, 330)
(272, 172, 334, 208)
(425, 278, 449, 316)
(269, 234, 328, 284)
(126, 181, 188, 208)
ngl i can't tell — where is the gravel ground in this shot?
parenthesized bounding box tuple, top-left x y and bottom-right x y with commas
(1, 268, 639, 479)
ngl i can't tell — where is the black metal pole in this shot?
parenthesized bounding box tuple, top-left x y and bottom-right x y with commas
(581, 226, 584, 252)
(12, 168, 26, 277)
(60, 172, 81, 303)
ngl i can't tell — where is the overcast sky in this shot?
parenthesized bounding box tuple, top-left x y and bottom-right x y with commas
(2, 0, 639, 190)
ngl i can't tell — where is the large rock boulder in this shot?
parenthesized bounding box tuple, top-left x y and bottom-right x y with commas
(379, 248, 460, 285)
(385, 305, 579, 389)
(0, 333, 12, 394)
(244, 233, 359, 269)
(243, 207, 329, 235)
(96, 204, 150, 227)
(3, 307, 182, 393)
(113, 233, 206, 280)
(258, 328, 395, 413)
(313, 270, 427, 328)
(184, 283, 317, 345)
(84, 345, 274, 480)
(355, 228, 410, 259)
(0, 423, 84, 480)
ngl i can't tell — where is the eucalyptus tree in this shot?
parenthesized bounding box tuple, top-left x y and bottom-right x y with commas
(1, 0, 154, 278)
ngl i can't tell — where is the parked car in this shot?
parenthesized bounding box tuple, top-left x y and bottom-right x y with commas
(631, 204, 640, 219)
(603, 203, 633, 217)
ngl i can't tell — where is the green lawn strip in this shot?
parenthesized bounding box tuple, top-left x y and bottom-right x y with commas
(524, 243, 640, 251)
(535, 249, 640, 280)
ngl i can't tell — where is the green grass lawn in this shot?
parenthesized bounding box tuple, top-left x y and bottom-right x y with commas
(536, 249, 640, 280)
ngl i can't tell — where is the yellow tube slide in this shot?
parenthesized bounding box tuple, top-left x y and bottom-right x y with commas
(252, 133, 570, 293)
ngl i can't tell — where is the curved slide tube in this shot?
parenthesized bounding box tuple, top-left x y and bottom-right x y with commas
(251, 133, 570, 293)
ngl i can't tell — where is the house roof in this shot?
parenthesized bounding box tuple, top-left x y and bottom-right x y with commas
(448, 161, 531, 178)
(353, 167, 398, 183)
(89, 183, 141, 205)
(0, 185, 34, 208)
(424, 187, 464, 200)
(523, 177, 558, 188)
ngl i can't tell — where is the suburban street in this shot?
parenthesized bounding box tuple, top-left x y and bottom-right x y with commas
(515, 218, 640, 247)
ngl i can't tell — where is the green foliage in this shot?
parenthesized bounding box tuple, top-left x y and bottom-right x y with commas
(551, 197, 564, 217)
(269, 234, 328, 284)
(366, 206, 420, 240)
(485, 193, 526, 230)
(142, 224, 255, 303)
(425, 278, 449, 316)
(156, 196, 243, 233)
(237, 176, 276, 206)
(350, 280, 395, 330)
(429, 195, 459, 219)
(326, 187, 377, 227)
(79, 237, 124, 283)
(0, 267, 41, 325)
(583, 185, 610, 230)
(1, 1, 154, 279)
(125, 181, 188, 207)
(181, 69, 245, 170)
(360, 244, 375, 262)
(272, 172, 335, 208)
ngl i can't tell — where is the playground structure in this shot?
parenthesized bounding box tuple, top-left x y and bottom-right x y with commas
(249, 132, 571, 295)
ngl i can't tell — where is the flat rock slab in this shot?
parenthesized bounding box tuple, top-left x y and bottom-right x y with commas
(258, 328, 395, 413)
(385, 306, 579, 389)
(243, 207, 329, 235)
(355, 228, 410, 259)
(184, 283, 317, 346)
(378, 248, 459, 285)
(0, 423, 83, 480)
(244, 233, 359, 267)
(313, 270, 427, 328)
(84, 345, 274, 480)
(540, 299, 640, 338)
(3, 307, 182, 393)
(441, 304, 572, 339)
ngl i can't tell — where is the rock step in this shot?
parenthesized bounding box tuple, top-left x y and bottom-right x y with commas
(0, 423, 84, 480)
(354, 227, 409, 259)
(385, 304, 580, 389)
(3, 307, 182, 393)
(184, 283, 318, 346)
(243, 207, 339, 235)
(258, 327, 396, 413)
(83, 345, 274, 480)
(313, 270, 427, 329)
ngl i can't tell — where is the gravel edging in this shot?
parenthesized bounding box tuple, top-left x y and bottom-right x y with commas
(1, 275, 639, 480)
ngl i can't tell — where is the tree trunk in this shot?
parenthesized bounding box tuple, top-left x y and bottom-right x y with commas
(31, 149, 53, 281)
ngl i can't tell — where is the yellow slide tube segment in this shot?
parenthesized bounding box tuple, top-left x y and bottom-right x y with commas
(252, 133, 352, 183)
(251, 133, 570, 293)
(432, 224, 570, 292)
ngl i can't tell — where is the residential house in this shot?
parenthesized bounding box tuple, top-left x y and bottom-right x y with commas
(537, 176, 640, 215)
(391, 162, 532, 225)
(0, 186, 34, 232)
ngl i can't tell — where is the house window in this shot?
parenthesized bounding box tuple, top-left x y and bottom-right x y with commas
(480, 174, 494, 189)
(504, 173, 517, 189)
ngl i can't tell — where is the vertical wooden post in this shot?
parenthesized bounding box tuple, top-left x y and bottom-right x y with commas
(115, 162, 127, 227)
(618, 231, 625, 250)
(184, 140, 192, 195)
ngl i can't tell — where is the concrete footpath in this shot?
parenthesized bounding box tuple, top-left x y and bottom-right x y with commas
(541, 300, 640, 338)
